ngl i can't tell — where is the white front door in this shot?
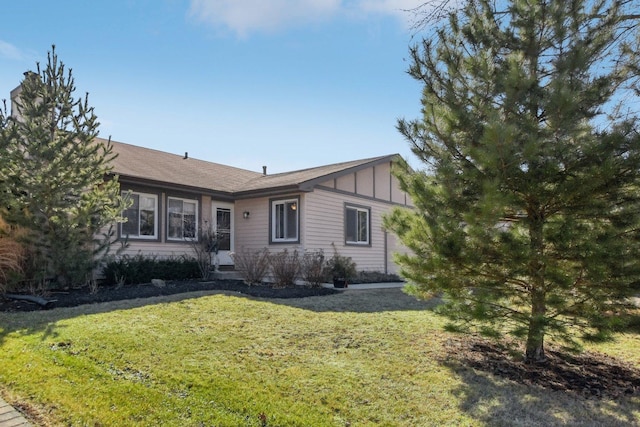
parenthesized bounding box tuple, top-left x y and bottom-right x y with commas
(212, 202, 234, 265)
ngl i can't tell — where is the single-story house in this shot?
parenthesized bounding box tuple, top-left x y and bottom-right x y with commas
(107, 139, 413, 274)
(9, 81, 412, 275)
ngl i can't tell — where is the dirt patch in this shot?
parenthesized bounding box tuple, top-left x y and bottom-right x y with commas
(0, 280, 339, 312)
(444, 336, 640, 399)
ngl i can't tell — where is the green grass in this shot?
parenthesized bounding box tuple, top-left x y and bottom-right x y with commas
(0, 289, 638, 426)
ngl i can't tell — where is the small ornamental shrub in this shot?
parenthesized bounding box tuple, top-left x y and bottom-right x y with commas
(0, 236, 24, 294)
(300, 250, 326, 287)
(232, 248, 270, 285)
(269, 249, 300, 287)
(102, 254, 200, 286)
(325, 252, 357, 281)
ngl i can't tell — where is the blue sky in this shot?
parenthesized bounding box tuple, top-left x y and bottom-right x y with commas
(0, 0, 427, 174)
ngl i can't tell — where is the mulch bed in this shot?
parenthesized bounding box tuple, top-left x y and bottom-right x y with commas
(444, 336, 640, 399)
(0, 279, 339, 312)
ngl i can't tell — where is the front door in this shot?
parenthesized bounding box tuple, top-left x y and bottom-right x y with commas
(212, 202, 234, 266)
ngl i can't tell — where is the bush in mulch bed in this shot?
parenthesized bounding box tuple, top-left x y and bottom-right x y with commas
(0, 280, 339, 312)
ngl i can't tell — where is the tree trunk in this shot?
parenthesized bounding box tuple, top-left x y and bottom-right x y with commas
(525, 287, 546, 363)
(526, 211, 547, 364)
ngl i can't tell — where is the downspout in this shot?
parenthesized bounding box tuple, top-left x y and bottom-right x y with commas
(384, 230, 388, 274)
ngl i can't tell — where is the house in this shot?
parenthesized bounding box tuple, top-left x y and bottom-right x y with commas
(108, 139, 413, 274)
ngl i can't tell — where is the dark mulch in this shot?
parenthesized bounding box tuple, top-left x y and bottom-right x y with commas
(444, 336, 640, 399)
(0, 279, 339, 312)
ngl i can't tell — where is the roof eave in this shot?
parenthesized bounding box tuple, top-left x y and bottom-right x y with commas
(233, 184, 310, 199)
(113, 173, 235, 201)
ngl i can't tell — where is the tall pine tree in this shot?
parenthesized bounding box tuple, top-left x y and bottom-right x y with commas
(386, 0, 640, 363)
(0, 46, 128, 288)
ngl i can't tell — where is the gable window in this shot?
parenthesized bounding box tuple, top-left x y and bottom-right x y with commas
(271, 198, 299, 243)
(121, 192, 157, 239)
(168, 197, 198, 240)
(345, 205, 370, 245)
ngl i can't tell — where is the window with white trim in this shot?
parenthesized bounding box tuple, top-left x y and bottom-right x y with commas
(271, 198, 299, 242)
(121, 192, 158, 239)
(345, 205, 370, 245)
(168, 197, 198, 240)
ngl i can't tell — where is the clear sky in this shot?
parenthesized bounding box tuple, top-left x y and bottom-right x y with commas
(0, 1, 427, 174)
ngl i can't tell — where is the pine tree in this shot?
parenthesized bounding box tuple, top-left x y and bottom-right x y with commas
(386, 0, 640, 363)
(0, 46, 128, 288)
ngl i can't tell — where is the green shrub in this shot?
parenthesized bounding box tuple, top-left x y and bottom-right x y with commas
(351, 271, 403, 284)
(102, 253, 200, 286)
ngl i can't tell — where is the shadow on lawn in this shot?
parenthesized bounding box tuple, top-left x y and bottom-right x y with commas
(440, 337, 640, 426)
(449, 365, 639, 426)
(253, 287, 442, 313)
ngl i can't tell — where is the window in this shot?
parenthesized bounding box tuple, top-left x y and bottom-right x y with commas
(121, 192, 157, 239)
(345, 205, 370, 245)
(168, 197, 198, 240)
(271, 198, 299, 242)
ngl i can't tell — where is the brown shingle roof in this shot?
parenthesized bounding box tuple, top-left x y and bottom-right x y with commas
(107, 138, 398, 196)
(108, 139, 262, 194)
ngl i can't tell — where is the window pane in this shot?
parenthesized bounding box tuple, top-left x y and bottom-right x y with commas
(122, 194, 140, 236)
(184, 202, 196, 215)
(139, 196, 155, 236)
(168, 198, 182, 213)
(346, 208, 357, 242)
(358, 210, 368, 242)
(168, 212, 182, 238)
(285, 201, 297, 239)
(275, 203, 284, 239)
(140, 209, 155, 236)
(184, 214, 196, 238)
(167, 198, 198, 239)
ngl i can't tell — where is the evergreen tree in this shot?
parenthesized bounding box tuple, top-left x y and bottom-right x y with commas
(386, 0, 640, 363)
(0, 46, 128, 288)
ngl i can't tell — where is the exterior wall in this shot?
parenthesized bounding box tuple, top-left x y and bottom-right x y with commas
(234, 194, 305, 253)
(234, 197, 272, 251)
(112, 160, 412, 275)
(234, 162, 412, 275)
(305, 188, 407, 274)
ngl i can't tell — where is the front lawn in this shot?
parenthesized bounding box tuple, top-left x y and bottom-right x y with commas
(0, 288, 638, 426)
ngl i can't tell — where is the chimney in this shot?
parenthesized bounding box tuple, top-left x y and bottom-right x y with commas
(262, 166, 267, 175)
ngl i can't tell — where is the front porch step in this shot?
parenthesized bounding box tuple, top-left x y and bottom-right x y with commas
(210, 270, 243, 281)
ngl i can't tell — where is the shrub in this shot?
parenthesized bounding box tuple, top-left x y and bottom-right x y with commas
(102, 254, 200, 286)
(325, 252, 357, 281)
(300, 250, 326, 287)
(187, 224, 220, 280)
(0, 236, 24, 294)
(269, 249, 300, 287)
(351, 271, 403, 284)
(232, 248, 270, 285)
